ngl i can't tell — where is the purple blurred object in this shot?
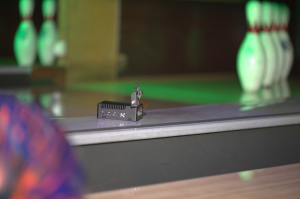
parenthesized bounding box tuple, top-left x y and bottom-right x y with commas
(0, 94, 85, 199)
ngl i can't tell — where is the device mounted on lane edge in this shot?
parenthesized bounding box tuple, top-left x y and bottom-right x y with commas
(97, 83, 147, 121)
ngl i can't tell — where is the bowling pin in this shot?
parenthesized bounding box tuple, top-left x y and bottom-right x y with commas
(278, 4, 294, 80)
(260, 1, 277, 88)
(14, 0, 37, 67)
(270, 3, 284, 83)
(237, 1, 265, 93)
(37, 0, 57, 66)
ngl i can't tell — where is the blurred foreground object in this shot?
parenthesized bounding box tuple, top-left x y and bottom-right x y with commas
(0, 95, 85, 198)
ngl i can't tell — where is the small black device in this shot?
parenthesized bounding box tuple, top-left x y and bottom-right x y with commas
(97, 84, 146, 121)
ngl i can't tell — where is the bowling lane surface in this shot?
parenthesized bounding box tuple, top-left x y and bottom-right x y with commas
(1, 74, 300, 196)
(84, 163, 300, 199)
(54, 96, 300, 146)
(1, 74, 300, 118)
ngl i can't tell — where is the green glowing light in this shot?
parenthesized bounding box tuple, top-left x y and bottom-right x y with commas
(68, 79, 300, 105)
(40, 93, 52, 108)
(68, 80, 242, 104)
(238, 171, 254, 181)
(19, 0, 34, 18)
(42, 0, 56, 18)
(15, 93, 34, 104)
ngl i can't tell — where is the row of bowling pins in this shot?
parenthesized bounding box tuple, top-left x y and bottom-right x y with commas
(14, 0, 58, 67)
(237, 1, 293, 93)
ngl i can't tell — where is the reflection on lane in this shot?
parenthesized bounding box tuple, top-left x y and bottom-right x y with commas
(0, 89, 64, 117)
(238, 169, 264, 181)
(39, 92, 64, 117)
(239, 80, 290, 111)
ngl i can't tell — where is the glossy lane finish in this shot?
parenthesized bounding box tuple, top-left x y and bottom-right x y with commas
(59, 97, 300, 132)
(56, 97, 300, 146)
(0, 86, 190, 117)
(1, 75, 300, 117)
(84, 163, 300, 199)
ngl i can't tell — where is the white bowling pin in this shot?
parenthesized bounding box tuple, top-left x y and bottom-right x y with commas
(237, 1, 265, 93)
(260, 1, 277, 87)
(270, 3, 284, 83)
(37, 0, 57, 66)
(278, 4, 294, 80)
(14, 0, 37, 67)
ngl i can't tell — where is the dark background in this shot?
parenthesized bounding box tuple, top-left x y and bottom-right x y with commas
(0, 0, 299, 76)
(0, 0, 44, 65)
(120, 0, 299, 76)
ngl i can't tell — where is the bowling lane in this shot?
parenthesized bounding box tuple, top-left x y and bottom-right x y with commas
(0, 84, 190, 117)
(68, 75, 300, 105)
(1, 74, 300, 117)
(1, 74, 300, 196)
(84, 163, 300, 199)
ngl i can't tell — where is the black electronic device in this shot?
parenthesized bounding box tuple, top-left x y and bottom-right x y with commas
(97, 84, 146, 121)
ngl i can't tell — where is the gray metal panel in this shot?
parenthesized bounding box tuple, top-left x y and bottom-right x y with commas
(54, 97, 300, 146)
(75, 125, 300, 193)
(56, 98, 300, 132)
(66, 114, 300, 146)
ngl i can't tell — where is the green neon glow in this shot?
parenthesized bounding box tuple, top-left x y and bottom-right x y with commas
(238, 171, 254, 181)
(68, 79, 300, 105)
(15, 93, 34, 104)
(68, 80, 242, 104)
(39, 94, 52, 108)
(39, 93, 52, 108)
(42, 0, 56, 18)
(238, 169, 264, 181)
(19, 0, 34, 18)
